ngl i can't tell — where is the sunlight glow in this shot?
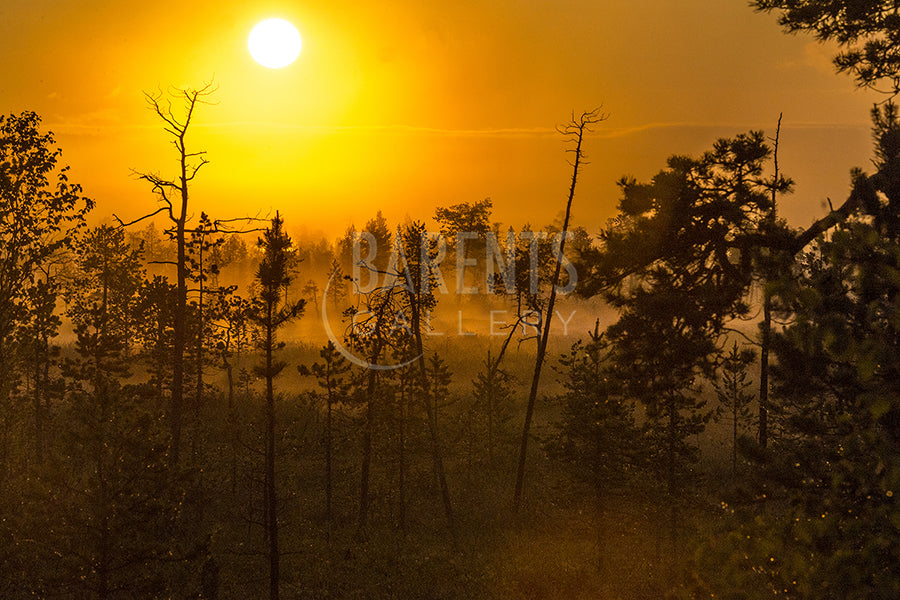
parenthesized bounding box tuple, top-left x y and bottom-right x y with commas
(248, 18, 302, 69)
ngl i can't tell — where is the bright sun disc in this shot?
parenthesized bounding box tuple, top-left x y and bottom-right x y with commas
(248, 18, 302, 69)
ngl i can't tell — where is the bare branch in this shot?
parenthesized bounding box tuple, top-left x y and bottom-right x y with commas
(721, 326, 760, 347)
(112, 205, 170, 228)
(789, 182, 864, 254)
(185, 159, 210, 182)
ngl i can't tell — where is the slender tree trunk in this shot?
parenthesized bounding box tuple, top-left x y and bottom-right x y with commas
(409, 291, 456, 543)
(224, 351, 237, 497)
(33, 341, 44, 466)
(196, 242, 204, 410)
(759, 297, 770, 449)
(156, 316, 165, 399)
(225, 355, 234, 411)
(733, 401, 739, 478)
(419, 355, 456, 543)
(357, 307, 389, 540)
(170, 89, 205, 466)
(594, 433, 604, 574)
(325, 386, 334, 540)
(172, 195, 187, 465)
(514, 111, 598, 511)
(397, 380, 406, 533)
(666, 394, 678, 581)
(357, 368, 377, 540)
(759, 113, 781, 450)
(0, 336, 10, 493)
(487, 379, 494, 465)
(132, 87, 215, 464)
(264, 305, 279, 600)
(96, 266, 111, 600)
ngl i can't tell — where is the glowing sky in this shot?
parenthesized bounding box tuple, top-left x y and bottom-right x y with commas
(0, 0, 879, 238)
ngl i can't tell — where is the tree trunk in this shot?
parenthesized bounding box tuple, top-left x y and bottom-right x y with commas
(759, 295, 770, 449)
(357, 368, 377, 541)
(758, 114, 780, 451)
(0, 336, 10, 493)
(409, 288, 456, 543)
(397, 381, 406, 533)
(196, 242, 204, 410)
(264, 305, 279, 600)
(325, 390, 334, 541)
(172, 187, 187, 465)
(224, 352, 237, 498)
(514, 111, 597, 511)
(733, 400, 739, 478)
(419, 355, 456, 544)
(486, 352, 495, 465)
(33, 341, 44, 466)
(666, 394, 678, 581)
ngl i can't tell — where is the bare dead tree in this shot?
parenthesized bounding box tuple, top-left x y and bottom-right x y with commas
(115, 83, 266, 464)
(758, 113, 783, 449)
(513, 108, 608, 512)
(115, 82, 215, 465)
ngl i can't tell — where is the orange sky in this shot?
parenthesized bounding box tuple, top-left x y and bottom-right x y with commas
(0, 0, 880, 239)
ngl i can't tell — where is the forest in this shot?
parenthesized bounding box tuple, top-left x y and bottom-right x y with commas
(3, 2, 900, 599)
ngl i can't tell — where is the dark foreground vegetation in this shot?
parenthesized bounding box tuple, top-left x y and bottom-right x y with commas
(3, 2, 900, 598)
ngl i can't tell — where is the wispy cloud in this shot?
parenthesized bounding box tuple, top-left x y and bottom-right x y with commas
(46, 108, 124, 136)
(46, 115, 869, 139)
(195, 122, 561, 138)
(592, 119, 868, 139)
(777, 41, 837, 74)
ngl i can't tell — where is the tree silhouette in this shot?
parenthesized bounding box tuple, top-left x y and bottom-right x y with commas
(694, 104, 900, 598)
(34, 224, 201, 599)
(594, 131, 795, 565)
(434, 198, 493, 293)
(134, 274, 176, 398)
(397, 222, 458, 543)
(0, 111, 92, 483)
(345, 272, 399, 540)
(546, 322, 645, 573)
(121, 82, 216, 465)
(248, 213, 305, 600)
(754, 0, 900, 94)
(186, 211, 229, 414)
(309, 341, 351, 539)
(514, 108, 607, 512)
(17, 275, 63, 465)
(471, 349, 514, 465)
(712, 342, 756, 478)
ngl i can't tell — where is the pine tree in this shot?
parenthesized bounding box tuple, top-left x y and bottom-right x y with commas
(754, 0, 900, 93)
(310, 341, 351, 538)
(547, 323, 645, 572)
(248, 213, 305, 600)
(712, 343, 756, 478)
(471, 349, 514, 465)
(690, 103, 900, 600)
(29, 225, 200, 598)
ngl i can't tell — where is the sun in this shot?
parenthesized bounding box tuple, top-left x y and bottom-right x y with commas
(248, 18, 302, 69)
